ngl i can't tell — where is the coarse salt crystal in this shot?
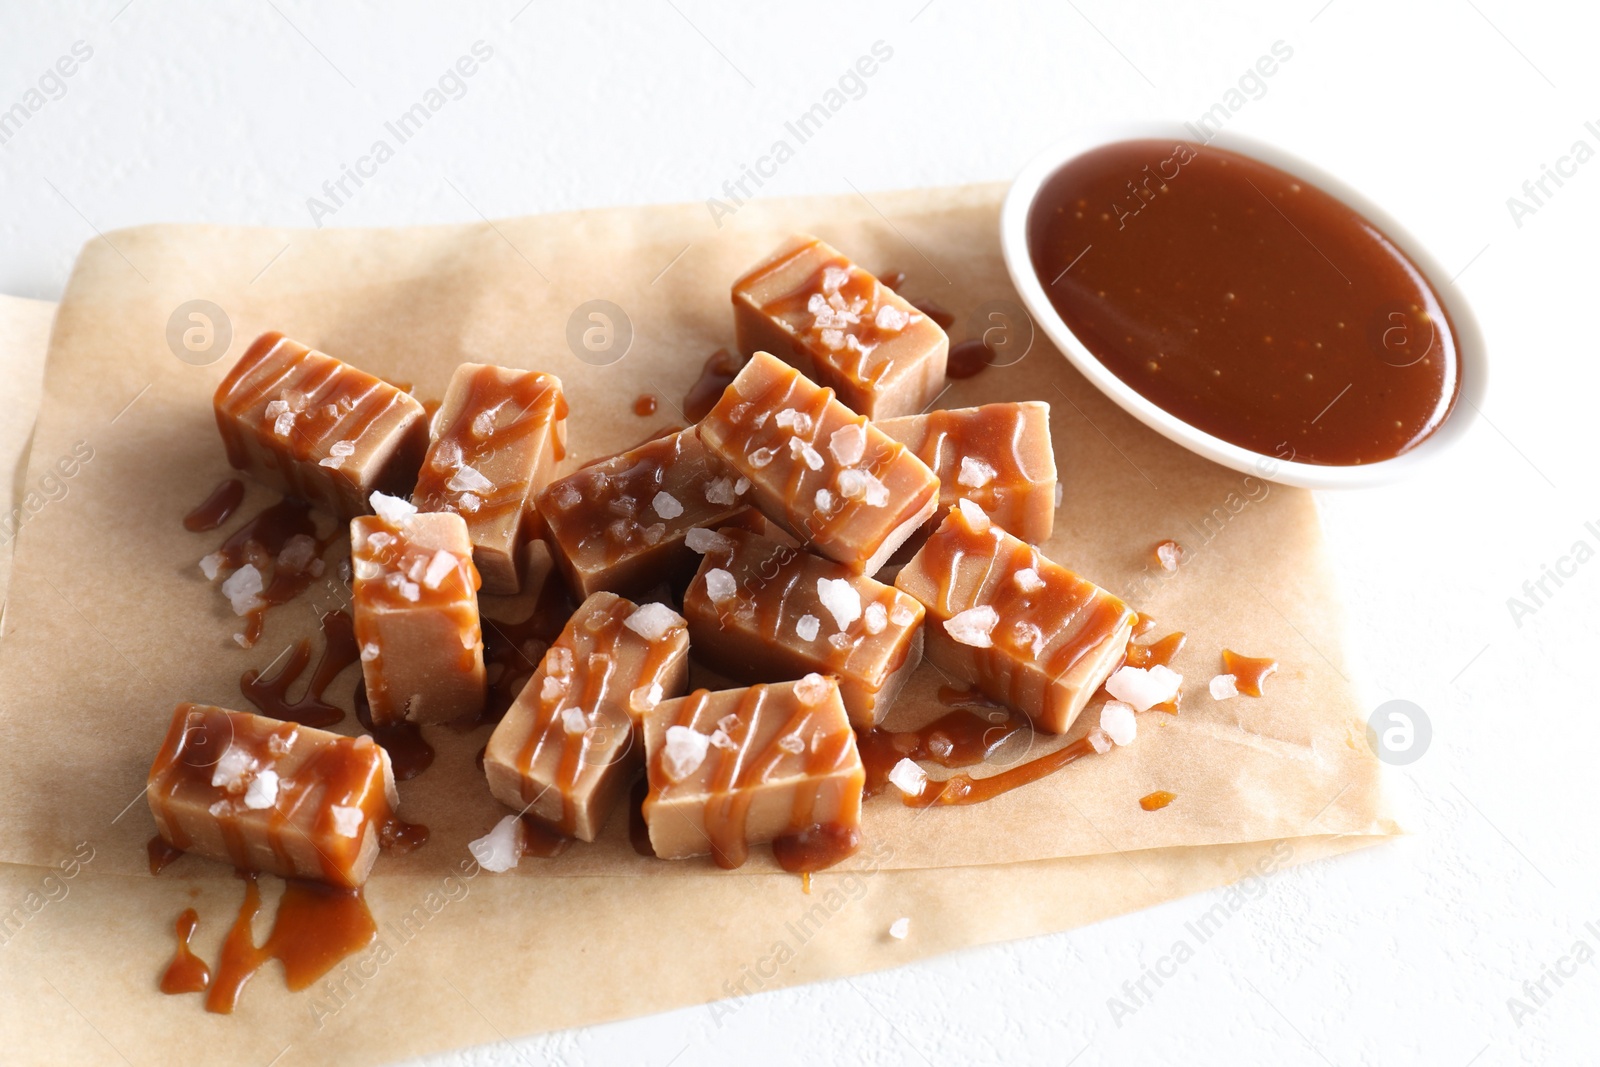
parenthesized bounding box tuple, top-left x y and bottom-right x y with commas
(863, 602, 888, 635)
(1013, 620, 1045, 656)
(795, 614, 821, 641)
(629, 683, 664, 714)
(788, 438, 824, 471)
(318, 454, 345, 470)
(422, 550, 457, 590)
(266, 730, 296, 757)
(329, 805, 364, 838)
(370, 491, 417, 525)
(431, 440, 463, 472)
(705, 568, 738, 603)
(552, 482, 582, 509)
(777, 734, 805, 754)
(264, 399, 289, 419)
(210, 746, 254, 793)
(1209, 674, 1239, 701)
(749, 446, 776, 469)
(397, 579, 421, 602)
(277, 534, 318, 573)
(860, 472, 889, 507)
(329, 440, 355, 458)
(540, 674, 569, 703)
(733, 477, 750, 495)
(662, 725, 711, 782)
(448, 465, 494, 494)
(1013, 568, 1046, 594)
(817, 578, 862, 630)
(822, 265, 851, 292)
(352, 557, 381, 581)
(957, 497, 990, 532)
(888, 758, 926, 797)
(828, 632, 854, 651)
(472, 408, 498, 438)
(1105, 664, 1182, 713)
(944, 605, 999, 648)
(874, 305, 911, 332)
(221, 564, 264, 616)
(685, 528, 732, 554)
(641, 523, 666, 545)
(774, 408, 813, 434)
(815, 488, 834, 512)
(562, 706, 588, 734)
(1054, 483, 1064, 508)
(546, 647, 574, 676)
(469, 814, 524, 873)
(704, 477, 737, 506)
(1156, 540, 1183, 572)
(199, 553, 224, 580)
(458, 492, 482, 514)
(651, 491, 683, 520)
(273, 410, 296, 437)
(709, 729, 738, 752)
(890, 602, 917, 627)
(624, 602, 684, 642)
(794, 673, 831, 706)
(888, 917, 911, 940)
(360, 642, 380, 662)
(958, 456, 997, 488)
(1087, 728, 1112, 755)
(829, 424, 867, 466)
(1100, 701, 1138, 746)
(242, 769, 280, 810)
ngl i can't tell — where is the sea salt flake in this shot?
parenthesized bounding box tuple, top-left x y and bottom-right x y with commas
(650, 491, 683, 520)
(890, 603, 917, 627)
(624, 602, 683, 641)
(795, 614, 821, 642)
(264, 399, 289, 419)
(662, 725, 711, 782)
(1209, 674, 1239, 701)
(874, 305, 911, 332)
(1100, 701, 1138, 746)
(814, 488, 834, 513)
(210, 746, 255, 793)
(704, 477, 737, 506)
(748, 446, 776, 469)
(685, 528, 733, 555)
(863, 602, 888, 635)
(448, 465, 494, 495)
(888, 758, 926, 797)
(330, 805, 364, 838)
(709, 729, 738, 752)
(540, 674, 570, 703)
(242, 769, 280, 810)
(828, 424, 867, 466)
(958, 497, 990, 533)
(733, 477, 750, 495)
(277, 534, 318, 573)
(422, 550, 457, 590)
(273, 410, 296, 437)
(552, 482, 582, 509)
(705, 568, 738, 603)
(370, 491, 417, 525)
(221, 564, 264, 616)
(1013, 568, 1046, 594)
(469, 814, 524, 873)
(958, 456, 997, 488)
(944, 605, 999, 648)
(888, 917, 911, 940)
(431, 440, 464, 472)
(360, 643, 380, 662)
(777, 735, 805, 755)
(817, 578, 862, 630)
(199, 553, 224, 580)
(1105, 664, 1182, 712)
(629, 684, 664, 714)
(562, 706, 588, 734)
(458, 492, 482, 514)
(794, 673, 831, 706)
(1156, 540, 1184, 572)
(774, 408, 813, 434)
(641, 523, 666, 545)
(1087, 728, 1112, 754)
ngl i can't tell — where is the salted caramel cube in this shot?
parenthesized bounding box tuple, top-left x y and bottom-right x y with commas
(413, 364, 567, 596)
(877, 402, 1058, 545)
(698, 352, 939, 575)
(351, 499, 485, 725)
(535, 428, 754, 599)
(642, 676, 865, 867)
(214, 332, 427, 519)
(894, 503, 1134, 734)
(732, 234, 948, 419)
(683, 528, 924, 728)
(483, 592, 690, 841)
(147, 703, 397, 888)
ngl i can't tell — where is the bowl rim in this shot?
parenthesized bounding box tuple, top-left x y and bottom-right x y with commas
(998, 121, 1488, 490)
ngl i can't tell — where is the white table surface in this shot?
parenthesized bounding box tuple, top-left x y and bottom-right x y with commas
(4, 2, 1595, 1063)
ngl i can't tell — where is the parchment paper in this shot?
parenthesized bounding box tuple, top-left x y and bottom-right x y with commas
(0, 294, 55, 613)
(0, 184, 1395, 1061)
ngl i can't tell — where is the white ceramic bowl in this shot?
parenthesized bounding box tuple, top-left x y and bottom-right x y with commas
(999, 122, 1487, 489)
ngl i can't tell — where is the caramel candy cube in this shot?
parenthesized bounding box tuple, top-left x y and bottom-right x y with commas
(413, 364, 567, 596)
(698, 352, 939, 575)
(732, 234, 948, 419)
(642, 675, 865, 867)
(535, 428, 753, 599)
(683, 528, 924, 728)
(483, 593, 690, 841)
(214, 332, 427, 519)
(894, 502, 1134, 734)
(147, 703, 398, 888)
(877, 402, 1058, 545)
(351, 498, 486, 725)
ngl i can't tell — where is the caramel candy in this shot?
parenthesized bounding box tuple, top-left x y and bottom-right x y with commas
(535, 428, 754, 599)
(483, 593, 690, 841)
(641, 675, 865, 867)
(147, 703, 397, 888)
(214, 332, 427, 519)
(351, 497, 486, 725)
(894, 502, 1134, 734)
(683, 528, 924, 728)
(732, 235, 947, 419)
(698, 352, 940, 575)
(413, 364, 567, 596)
(877, 402, 1058, 545)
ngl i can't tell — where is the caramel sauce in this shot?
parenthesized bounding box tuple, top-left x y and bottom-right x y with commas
(184, 478, 246, 532)
(946, 338, 994, 379)
(880, 269, 907, 290)
(519, 815, 574, 859)
(906, 736, 1095, 808)
(859, 695, 1026, 798)
(683, 348, 747, 422)
(628, 777, 655, 857)
(633, 394, 659, 417)
(147, 835, 184, 876)
(160, 908, 211, 994)
(771, 822, 861, 874)
(378, 817, 429, 853)
(203, 872, 377, 1014)
(205, 496, 338, 647)
(1132, 612, 1158, 638)
(353, 682, 435, 781)
(1139, 790, 1177, 811)
(1028, 140, 1461, 465)
(910, 299, 955, 330)
(1221, 649, 1278, 697)
(412, 365, 568, 529)
(478, 576, 573, 727)
(1125, 631, 1186, 670)
(240, 609, 359, 728)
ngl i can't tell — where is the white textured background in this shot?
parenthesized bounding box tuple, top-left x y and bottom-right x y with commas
(3, 2, 1596, 1064)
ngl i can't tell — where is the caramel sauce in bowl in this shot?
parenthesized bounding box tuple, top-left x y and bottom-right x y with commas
(999, 122, 1486, 488)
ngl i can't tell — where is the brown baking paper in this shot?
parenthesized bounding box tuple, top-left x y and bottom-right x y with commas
(0, 294, 56, 613)
(0, 184, 1394, 1060)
